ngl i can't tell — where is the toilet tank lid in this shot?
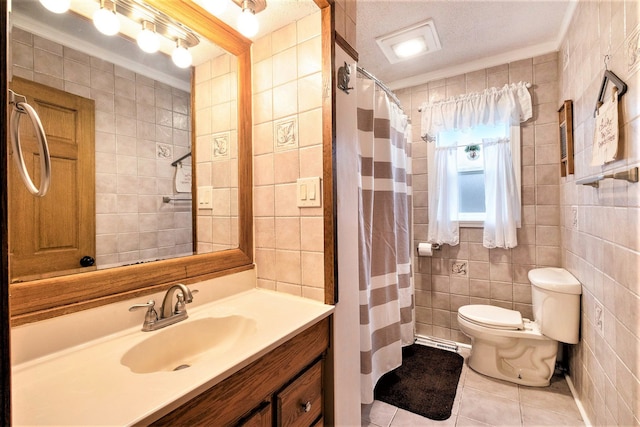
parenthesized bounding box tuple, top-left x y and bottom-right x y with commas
(528, 268, 582, 294)
(458, 305, 523, 330)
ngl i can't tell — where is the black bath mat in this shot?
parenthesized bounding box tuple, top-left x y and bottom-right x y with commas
(374, 344, 464, 421)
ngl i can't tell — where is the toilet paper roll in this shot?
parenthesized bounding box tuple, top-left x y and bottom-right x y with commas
(417, 243, 433, 257)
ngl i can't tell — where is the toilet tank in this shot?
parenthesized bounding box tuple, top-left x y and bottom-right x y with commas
(529, 268, 582, 344)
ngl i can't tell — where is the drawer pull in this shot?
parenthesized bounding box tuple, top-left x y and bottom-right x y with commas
(302, 401, 312, 413)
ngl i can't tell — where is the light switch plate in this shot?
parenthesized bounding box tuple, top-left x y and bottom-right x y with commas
(297, 177, 321, 207)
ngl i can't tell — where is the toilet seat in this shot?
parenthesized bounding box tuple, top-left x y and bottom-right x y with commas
(458, 305, 523, 330)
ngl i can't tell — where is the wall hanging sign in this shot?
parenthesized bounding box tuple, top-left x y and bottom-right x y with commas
(591, 65, 628, 166)
(591, 87, 619, 165)
(175, 163, 192, 193)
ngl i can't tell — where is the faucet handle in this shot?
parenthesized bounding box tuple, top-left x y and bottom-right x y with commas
(129, 299, 156, 312)
(174, 290, 198, 315)
(129, 300, 158, 331)
(174, 293, 186, 315)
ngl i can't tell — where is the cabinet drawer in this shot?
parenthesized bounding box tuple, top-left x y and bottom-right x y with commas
(276, 361, 322, 427)
(237, 401, 272, 427)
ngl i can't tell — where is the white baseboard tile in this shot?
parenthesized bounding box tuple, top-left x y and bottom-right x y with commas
(565, 373, 592, 427)
(414, 334, 468, 352)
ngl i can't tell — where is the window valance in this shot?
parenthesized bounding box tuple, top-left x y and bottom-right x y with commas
(419, 81, 533, 142)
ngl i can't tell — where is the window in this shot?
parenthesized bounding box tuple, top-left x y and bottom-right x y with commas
(427, 123, 521, 227)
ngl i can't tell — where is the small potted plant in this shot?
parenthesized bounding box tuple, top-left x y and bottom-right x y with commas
(465, 144, 481, 160)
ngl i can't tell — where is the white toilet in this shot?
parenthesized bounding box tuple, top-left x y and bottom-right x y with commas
(457, 267, 582, 387)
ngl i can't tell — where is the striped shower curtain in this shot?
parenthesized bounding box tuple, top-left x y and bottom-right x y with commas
(357, 78, 414, 404)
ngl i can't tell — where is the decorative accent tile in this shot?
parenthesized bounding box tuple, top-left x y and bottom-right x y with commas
(274, 115, 298, 151)
(451, 260, 468, 277)
(212, 131, 230, 160)
(156, 142, 172, 160)
(626, 25, 640, 75)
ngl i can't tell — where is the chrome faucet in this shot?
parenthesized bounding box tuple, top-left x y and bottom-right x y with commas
(129, 284, 197, 331)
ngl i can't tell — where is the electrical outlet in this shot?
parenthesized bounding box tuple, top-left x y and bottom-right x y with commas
(595, 301, 604, 336)
(571, 206, 579, 230)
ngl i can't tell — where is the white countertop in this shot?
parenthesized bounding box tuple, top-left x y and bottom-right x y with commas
(11, 287, 334, 426)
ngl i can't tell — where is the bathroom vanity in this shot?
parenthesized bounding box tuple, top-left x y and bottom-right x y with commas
(152, 318, 327, 426)
(11, 273, 334, 426)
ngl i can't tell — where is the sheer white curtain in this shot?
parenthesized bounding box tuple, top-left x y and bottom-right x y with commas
(483, 137, 520, 248)
(420, 82, 532, 141)
(421, 82, 532, 249)
(427, 141, 459, 246)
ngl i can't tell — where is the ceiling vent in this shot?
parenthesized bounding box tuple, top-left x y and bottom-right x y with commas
(375, 19, 442, 64)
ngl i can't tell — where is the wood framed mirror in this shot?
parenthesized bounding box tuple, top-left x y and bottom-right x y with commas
(8, 0, 254, 325)
(6, 0, 336, 326)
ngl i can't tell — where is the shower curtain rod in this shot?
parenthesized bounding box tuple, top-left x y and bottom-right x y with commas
(357, 66, 405, 112)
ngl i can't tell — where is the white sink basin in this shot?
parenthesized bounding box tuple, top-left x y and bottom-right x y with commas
(121, 315, 257, 373)
(13, 288, 334, 426)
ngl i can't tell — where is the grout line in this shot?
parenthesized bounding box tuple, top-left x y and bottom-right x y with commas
(564, 373, 592, 427)
(518, 384, 525, 426)
(386, 407, 398, 427)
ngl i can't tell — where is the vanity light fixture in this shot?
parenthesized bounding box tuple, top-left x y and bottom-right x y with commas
(229, 0, 266, 38)
(38, 0, 201, 68)
(172, 39, 193, 68)
(237, 0, 259, 37)
(39, 0, 71, 14)
(137, 20, 160, 53)
(93, 0, 121, 36)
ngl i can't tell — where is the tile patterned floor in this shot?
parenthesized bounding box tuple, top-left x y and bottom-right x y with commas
(362, 347, 585, 427)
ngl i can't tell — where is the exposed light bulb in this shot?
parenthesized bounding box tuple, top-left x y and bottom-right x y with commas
(237, 7, 258, 38)
(137, 21, 160, 53)
(93, 2, 120, 36)
(39, 0, 71, 13)
(172, 41, 192, 68)
(202, 0, 230, 16)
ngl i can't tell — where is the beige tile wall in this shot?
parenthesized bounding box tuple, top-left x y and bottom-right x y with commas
(194, 52, 239, 252)
(252, 12, 325, 302)
(11, 28, 192, 269)
(395, 53, 562, 343)
(334, 0, 357, 47)
(559, 1, 640, 425)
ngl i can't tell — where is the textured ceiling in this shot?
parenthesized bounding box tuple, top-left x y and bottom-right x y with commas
(356, 0, 574, 89)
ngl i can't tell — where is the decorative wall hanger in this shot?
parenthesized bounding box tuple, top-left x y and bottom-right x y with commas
(593, 55, 627, 117)
(337, 62, 354, 94)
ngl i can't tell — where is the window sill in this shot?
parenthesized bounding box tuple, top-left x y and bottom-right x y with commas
(459, 220, 483, 228)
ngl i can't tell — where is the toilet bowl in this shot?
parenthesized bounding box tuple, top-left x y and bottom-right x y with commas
(457, 268, 582, 387)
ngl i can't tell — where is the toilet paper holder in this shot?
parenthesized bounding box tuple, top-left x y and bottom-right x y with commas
(415, 243, 441, 254)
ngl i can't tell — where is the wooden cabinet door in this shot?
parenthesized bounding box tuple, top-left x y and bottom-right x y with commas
(8, 77, 95, 281)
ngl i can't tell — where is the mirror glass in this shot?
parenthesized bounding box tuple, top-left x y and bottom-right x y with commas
(8, 0, 329, 323)
(9, 0, 238, 282)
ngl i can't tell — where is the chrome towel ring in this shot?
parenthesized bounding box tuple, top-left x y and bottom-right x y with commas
(9, 89, 51, 197)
